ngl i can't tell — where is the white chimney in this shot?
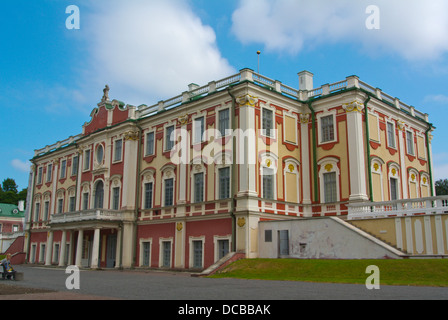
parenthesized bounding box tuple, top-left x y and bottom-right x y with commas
(298, 70, 314, 91)
(18, 200, 24, 212)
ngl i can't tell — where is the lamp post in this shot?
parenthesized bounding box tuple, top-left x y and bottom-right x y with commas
(257, 51, 261, 73)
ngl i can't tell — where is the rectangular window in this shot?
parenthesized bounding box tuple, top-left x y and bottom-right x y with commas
(387, 122, 396, 148)
(406, 130, 414, 155)
(60, 160, 66, 179)
(390, 177, 398, 201)
(82, 192, 89, 210)
(321, 115, 335, 142)
(145, 132, 155, 156)
(112, 187, 120, 210)
(164, 178, 174, 207)
(162, 241, 171, 268)
(219, 167, 230, 199)
(262, 108, 273, 137)
(46, 164, 53, 182)
(194, 173, 204, 203)
(265, 230, 272, 242)
(34, 203, 40, 221)
(37, 167, 43, 184)
(144, 182, 153, 209)
(217, 239, 229, 260)
(192, 240, 203, 268)
(114, 139, 123, 162)
(72, 155, 79, 176)
(262, 168, 274, 200)
(323, 172, 337, 203)
(84, 150, 91, 171)
(44, 201, 50, 221)
(69, 196, 76, 212)
(165, 126, 174, 151)
(57, 198, 63, 214)
(142, 242, 151, 267)
(194, 117, 205, 143)
(218, 109, 230, 136)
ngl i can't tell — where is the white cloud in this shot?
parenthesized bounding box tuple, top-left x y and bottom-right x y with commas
(81, 0, 235, 106)
(231, 0, 448, 61)
(424, 94, 448, 105)
(11, 159, 30, 173)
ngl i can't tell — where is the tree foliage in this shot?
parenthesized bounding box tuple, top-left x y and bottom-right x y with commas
(435, 179, 448, 196)
(0, 178, 27, 206)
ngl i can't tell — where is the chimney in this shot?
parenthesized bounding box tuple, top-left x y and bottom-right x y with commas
(298, 71, 314, 91)
(18, 200, 25, 212)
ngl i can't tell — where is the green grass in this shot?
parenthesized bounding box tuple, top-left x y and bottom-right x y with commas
(209, 259, 448, 287)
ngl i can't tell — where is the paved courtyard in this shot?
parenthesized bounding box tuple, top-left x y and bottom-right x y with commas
(1, 265, 447, 301)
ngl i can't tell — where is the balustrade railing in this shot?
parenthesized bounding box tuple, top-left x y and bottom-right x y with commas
(347, 196, 448, 220)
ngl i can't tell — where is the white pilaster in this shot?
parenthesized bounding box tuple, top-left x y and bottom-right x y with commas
(91, 228, 101, 269)
(58, 230, 67, 267)
(343, 101, 369, 202)
(75, 229, 84, 267)
(45, 231, 54, 266)
(300, 114, 312, 216)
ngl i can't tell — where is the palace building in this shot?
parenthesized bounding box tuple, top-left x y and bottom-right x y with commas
(24, 68, 442, 269)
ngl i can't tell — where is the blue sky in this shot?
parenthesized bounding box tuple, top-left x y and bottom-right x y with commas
(1, 0, 448, 191)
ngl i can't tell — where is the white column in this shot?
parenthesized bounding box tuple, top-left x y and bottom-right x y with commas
(75, 229, 84, 267)
(58, 230, 67, 267)
(397, 124, 408, 199)
(45, 231, 54, 266)
(343, 101, 369, 201)
(115, 227, 122, 269)
(75, 151, 83, 211)
(91, 228, 101, 269)
(300, 114, 312, 216)
(68, 231, 75, 265)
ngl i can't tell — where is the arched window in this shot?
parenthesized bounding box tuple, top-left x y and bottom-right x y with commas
(94, 181, 104, 209)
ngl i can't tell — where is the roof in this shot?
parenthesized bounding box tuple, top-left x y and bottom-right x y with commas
(0, 203, 25, 218)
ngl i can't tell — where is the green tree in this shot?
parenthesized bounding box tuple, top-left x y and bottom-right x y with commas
(435, 179, 448, 195)
(2, 178, 18, 193)
(0, 178, 27, 206)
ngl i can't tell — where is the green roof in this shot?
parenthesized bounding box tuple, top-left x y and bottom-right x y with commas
(0, 203, 25, 218)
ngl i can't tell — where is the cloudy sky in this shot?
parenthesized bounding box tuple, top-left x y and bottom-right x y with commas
(1, 0, 448, 190)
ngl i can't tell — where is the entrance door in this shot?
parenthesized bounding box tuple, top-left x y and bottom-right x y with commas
(278, 230, 289, 257)
(106, 234, 117, 268)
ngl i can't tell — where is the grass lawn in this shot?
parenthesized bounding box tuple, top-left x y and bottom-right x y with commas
(209, 259, 448, 287)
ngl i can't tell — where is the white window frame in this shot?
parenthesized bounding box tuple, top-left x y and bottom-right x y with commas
(161, 166, 176, 207)
(164, 124, 175, 152)
(110, 176, 122, 211)
(145, 130, 156, 156)
(406, 129, 415, 156)
(46, 163, 53, 183)
(71, 154, 79, 176)
(261, 105, 275, 138)
(283, 158, 300, 203)
(189, 236, 205, 269)
(159, 238, 173, 268)
(388, 164, 401, 201)
(408, 169, 419, 199)
(139, 238, 152, 267)
(192, 114, 205, 144)
(213, 235, 231, 263)
(317, 111, 337, 144)
(259, 152, 278, 201)
(191, 164, 206, 204)
(83, 149, 91, 172)
(386, 120, 396, 149)
(216, 107, 231, 137)
(37, 166, 43, 184)
(60, 159, 67, 179)
(318, 157, 340, 204)
(113, 138, 123, 163)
